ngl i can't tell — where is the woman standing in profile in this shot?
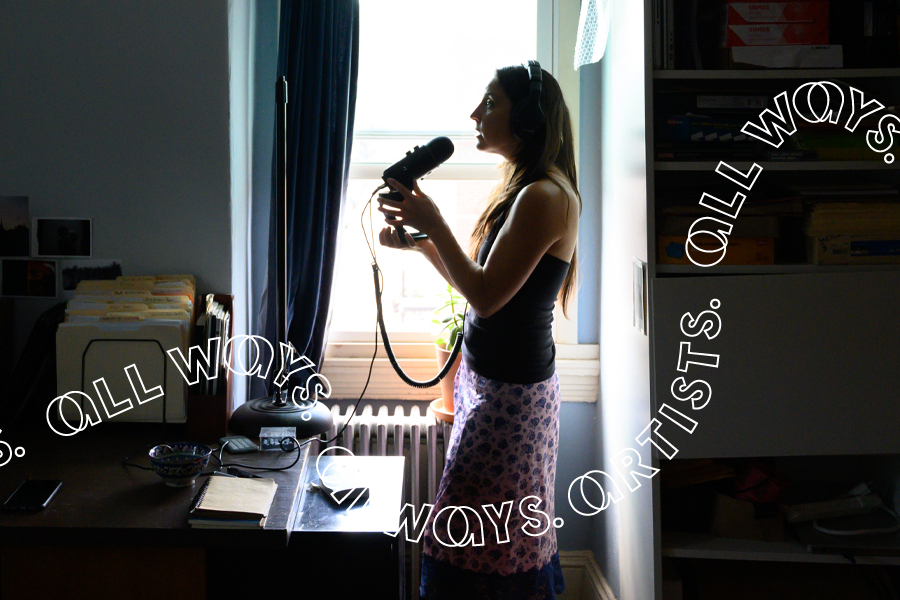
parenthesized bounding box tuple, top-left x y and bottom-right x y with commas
(378, 60, 580, 600)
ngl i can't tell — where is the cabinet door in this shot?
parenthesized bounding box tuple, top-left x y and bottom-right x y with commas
(651, 271, 900, 458)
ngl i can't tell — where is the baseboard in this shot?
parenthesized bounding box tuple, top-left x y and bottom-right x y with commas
(559, 551, 617, 600)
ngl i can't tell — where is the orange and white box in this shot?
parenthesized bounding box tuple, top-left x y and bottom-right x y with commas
(720, 2, 829, 25)
(722, 22, 829, 47)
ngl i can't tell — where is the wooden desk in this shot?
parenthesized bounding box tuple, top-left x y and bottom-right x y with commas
(0, 425, 405, 599)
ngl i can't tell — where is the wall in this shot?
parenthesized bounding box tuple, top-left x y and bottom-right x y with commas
(0, 0, 232, 362)
(582, 0, 656, 598)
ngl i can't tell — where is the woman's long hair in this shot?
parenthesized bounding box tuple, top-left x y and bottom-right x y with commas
(469, 65, 581, 317)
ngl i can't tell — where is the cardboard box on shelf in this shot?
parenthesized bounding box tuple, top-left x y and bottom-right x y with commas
(722, 22, 829, 47)
(723, 45, 843, 68)
(659, 235, 776, 265)
(710, 493, 787, 541)
(807, 235, 900, 264)
(720, 2, 829, 26)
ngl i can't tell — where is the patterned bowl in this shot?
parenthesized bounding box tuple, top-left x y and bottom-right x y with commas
(148, 442, 212, 487)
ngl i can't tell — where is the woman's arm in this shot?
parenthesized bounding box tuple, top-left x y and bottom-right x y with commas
(379, 179, 571, 318)
(417, 238, 458, 289)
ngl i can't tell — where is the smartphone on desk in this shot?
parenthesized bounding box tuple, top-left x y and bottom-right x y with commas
(3, 480, 62, 511)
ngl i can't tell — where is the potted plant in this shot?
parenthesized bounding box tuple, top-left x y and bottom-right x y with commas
(433, 284, 466, 413)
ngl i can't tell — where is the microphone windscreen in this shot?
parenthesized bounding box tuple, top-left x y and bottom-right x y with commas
(426, 136, 455, 163)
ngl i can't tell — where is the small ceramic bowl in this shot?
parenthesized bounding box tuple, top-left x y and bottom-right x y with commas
(148, 442, 212, 487)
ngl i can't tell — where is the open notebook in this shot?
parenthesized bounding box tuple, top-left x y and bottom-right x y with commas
(188, 475, 278, 528)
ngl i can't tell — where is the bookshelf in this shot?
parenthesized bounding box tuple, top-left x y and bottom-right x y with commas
(643, 0, 900, 597)
(656, 161, 898, 171)
(654, 68, 900, 79)
(663, 532, 900, 566)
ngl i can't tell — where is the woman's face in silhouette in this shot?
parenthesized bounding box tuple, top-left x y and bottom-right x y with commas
(470, 77, 519, 161)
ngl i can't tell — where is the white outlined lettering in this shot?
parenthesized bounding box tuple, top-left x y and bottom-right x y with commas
(612, 448, 660, 492)
(166, 337, 221, 386)
(93, 377, 133, 419)
(635, 419, 678, 460)
(715, 161, 763, 191)
(845, 86, 885, 133)
(125, 363, 164, 405)
(685, 216, 733, 267)
(482, 501, 515, 544)
(659, 403, 699, 434)
(677, 341, 720, 372)
(519, 496, 552, 538)
(670, 377, 713, 410)
(792, 81, 844, 125)
(740, 91, 797, 147)
(224, 335, 274, 379)
(866, 113, 900, 164)
(567, 470, 625, 516)
(679, 299, 722, 340)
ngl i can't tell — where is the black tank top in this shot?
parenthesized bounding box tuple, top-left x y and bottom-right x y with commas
(462, 210, 570, 384)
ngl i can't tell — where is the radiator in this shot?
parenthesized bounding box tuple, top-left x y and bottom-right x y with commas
(309, 404, 452, 600)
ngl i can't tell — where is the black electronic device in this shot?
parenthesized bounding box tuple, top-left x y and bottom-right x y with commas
(3, 480, 62, 511)
(510, 60, 545, 141)
(379, 136, 455, 241)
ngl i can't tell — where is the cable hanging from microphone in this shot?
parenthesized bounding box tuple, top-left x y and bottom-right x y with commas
(362, 184, 464, 388)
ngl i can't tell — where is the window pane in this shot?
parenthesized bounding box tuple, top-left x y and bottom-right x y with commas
(353, 0, 538, 141)
(330, 178, 496, 333)
(330, 0, 538, 336)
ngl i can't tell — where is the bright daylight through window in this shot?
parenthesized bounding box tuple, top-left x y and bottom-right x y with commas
(328, 0, 538, 338)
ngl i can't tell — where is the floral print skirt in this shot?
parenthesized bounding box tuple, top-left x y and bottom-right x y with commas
(420, 358, 564, 600)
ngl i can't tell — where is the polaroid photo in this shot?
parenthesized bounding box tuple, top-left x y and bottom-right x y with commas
(0, 259, 57, 298)
(0, 196, 30, 257)
(34, 218, 92, 258)
(60, 258, 123, 298)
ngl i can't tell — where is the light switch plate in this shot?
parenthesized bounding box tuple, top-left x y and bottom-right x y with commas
(633, 258, 647, 335)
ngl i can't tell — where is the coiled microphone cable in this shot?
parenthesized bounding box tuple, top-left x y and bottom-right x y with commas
(364, 184, 464, 388)
(325, 183, 465, 446)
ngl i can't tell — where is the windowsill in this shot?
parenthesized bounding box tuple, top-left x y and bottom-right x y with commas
(321, 342, 599, 402)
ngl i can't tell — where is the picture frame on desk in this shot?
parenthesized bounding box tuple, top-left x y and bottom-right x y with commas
(186, 293, 234, 442)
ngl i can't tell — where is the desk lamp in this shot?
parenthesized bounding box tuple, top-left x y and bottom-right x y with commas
(230, 77, 333, 439)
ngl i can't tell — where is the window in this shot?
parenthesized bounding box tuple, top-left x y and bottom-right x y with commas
(329, 0, 539, 337)
(324, 0, 598, 402)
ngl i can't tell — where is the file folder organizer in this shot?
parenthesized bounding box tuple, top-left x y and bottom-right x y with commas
(186, 294, 234, 441)
(56, 322, 189, 424)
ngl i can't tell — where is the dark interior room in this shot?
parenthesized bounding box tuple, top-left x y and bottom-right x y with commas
(1, 1, 899, 599)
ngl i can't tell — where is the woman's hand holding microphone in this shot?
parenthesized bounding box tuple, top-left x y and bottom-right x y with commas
(377, 178, 443, 251)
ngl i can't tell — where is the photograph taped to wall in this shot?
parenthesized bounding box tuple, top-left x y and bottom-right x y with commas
(0, 196, 30, 257)
(0, 258, 57, 298)
(60, 258, 123, 298)
(34, 218, 92, 258)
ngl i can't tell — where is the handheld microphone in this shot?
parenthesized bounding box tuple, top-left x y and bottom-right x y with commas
(380, 136, 454, 241)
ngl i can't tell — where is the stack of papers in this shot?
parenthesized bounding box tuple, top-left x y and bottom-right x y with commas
(63, 274, 195, 326)
(55, 275, 197, 424)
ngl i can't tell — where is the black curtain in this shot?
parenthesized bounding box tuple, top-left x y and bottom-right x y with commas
(257, 0, 358, 395)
